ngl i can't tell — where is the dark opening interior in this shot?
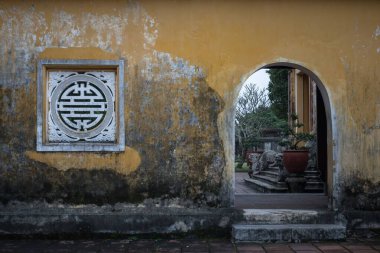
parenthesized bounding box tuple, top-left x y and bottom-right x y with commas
(317, 87, 328, 184)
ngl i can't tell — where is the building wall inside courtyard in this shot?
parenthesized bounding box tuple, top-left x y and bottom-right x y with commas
(288, 69, 317, 135)
(1, 0, 380, 221)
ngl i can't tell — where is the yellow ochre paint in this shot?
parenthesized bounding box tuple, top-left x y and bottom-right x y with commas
(1, 0, 379, 182)
(26, 149, 141, 175)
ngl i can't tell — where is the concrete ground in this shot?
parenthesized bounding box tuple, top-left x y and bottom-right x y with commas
(0, 238, 379, 252)
(235, 172, 260, 194)
(234, 172, 328, 210)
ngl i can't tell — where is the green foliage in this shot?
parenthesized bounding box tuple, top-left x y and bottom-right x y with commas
(267, 69, 289, 121)
(235, 162, 250, 172)
(235, 156, 244, 169)
(235, 83, 287, 156)
(279, 114, 315, 150)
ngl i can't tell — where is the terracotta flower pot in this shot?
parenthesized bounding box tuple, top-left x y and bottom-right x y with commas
(282, 150, 309, 173)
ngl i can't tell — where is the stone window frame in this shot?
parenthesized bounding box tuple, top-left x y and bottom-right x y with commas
(36, 59, 125, 152)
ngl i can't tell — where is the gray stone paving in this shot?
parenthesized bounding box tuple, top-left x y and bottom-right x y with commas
(0, 173, 372, 252)
(0, 238, 379, 253)
(235, 172, 259, 194)
(234, 172, 328, 210)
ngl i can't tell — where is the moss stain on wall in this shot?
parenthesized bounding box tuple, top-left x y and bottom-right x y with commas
(0, 0, 227, 206)
(1, 0, 380, 209)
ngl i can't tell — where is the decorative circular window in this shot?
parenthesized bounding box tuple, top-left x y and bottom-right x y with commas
(37, 59, 124, 152)
(51, 74, 114, 140)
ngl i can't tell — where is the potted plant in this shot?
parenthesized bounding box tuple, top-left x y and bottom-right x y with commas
(279, 114, 315, 173)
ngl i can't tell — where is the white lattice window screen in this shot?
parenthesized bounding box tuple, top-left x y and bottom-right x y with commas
(37, 60, 125, 152)
(48, 71, 116, 143)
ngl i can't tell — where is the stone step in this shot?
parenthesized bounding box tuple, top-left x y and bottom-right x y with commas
(244, 178, 288, 193)
(240, 209, 335, 225)
(251, 174, 287, 187)
(304, 172, 321, 176)
(305, 175, 323, 180)
(305, 181, 325, 186)
(304, 171, 321, 175)
(263, 167, 280, 173)
(260, 170, 280, 177)
(232, 224, 346, 242)
(268, 164, 280, 170)
(305, 182, 325, 193)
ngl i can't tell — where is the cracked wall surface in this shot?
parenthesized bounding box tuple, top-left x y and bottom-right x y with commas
(0, 0, 227, 208)
(1, 0, 380, 212)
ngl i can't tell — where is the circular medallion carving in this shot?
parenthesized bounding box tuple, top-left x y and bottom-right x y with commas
(51, 74, 114, 139)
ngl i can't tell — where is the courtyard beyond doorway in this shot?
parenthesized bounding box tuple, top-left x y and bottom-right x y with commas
(235, 172, 328, 210)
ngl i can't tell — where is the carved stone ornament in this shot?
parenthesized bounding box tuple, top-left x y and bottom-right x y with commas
(37, 60, 125, 152)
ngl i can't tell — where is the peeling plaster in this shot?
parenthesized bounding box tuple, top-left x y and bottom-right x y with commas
(374, 25, 380, 38)
(141, 50, 201, 83)
(0, 2, 155, 88)
(143, 14, 158, 49)
(168, 221, 190, 233)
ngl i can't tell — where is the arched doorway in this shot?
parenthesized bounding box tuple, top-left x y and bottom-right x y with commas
(233, 62, 335, 210)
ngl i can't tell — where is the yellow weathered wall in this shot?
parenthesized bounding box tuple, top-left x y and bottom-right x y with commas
(141, 0, 380, 182)
(1, 0, 380, 209)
